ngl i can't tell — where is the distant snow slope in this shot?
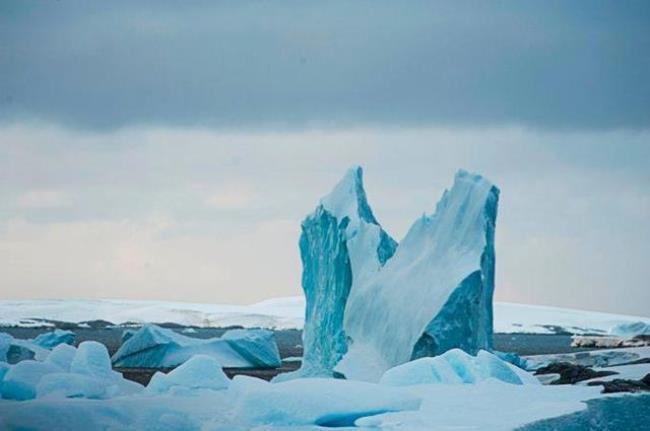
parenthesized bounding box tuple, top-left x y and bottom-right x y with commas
(0, 297, 647, 335)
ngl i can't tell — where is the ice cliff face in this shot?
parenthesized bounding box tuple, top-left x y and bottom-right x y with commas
(299, 167, 499, 381)
(297, 167, 397, 378)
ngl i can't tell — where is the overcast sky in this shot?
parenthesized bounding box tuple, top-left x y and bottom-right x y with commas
(1, 1, 649, 316)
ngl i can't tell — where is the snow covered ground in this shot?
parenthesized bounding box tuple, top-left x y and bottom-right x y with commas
(0, 297, 648, 336)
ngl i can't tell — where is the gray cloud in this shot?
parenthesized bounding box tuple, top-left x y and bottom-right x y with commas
(1, 0, 649, 130)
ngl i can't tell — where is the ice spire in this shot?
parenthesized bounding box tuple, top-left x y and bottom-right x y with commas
(283, 166, 397, 379)
(337, 170, 499, 381)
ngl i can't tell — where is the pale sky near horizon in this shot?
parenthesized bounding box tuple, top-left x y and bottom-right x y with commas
(1, 1, 649, 316)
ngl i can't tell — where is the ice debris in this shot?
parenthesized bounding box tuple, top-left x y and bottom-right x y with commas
(0, 341, 142, 400)
(380, 349, 539, 386)
(112, 324, 281, 369)
(146, 354, 229, 394)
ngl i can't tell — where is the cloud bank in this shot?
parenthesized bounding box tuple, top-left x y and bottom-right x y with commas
(1, 1, 649, 130)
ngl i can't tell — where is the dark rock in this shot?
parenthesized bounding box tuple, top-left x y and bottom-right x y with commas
(613, 357, 650, 367)
(535, 362, 618, 384)
(588, 373, 650, 394)
(79, 319, 115, 329)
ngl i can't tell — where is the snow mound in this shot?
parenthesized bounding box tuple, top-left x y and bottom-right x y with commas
(111, 324, 281, 369)
(147, 355, 229, 394)
(380, 349, 539, 386)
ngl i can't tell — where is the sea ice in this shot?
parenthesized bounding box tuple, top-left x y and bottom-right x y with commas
(380, 349, 539, 386)
(230, 375, 420, 427)
(147, 355, 229, 394)
(0, 367, 604, 431)
(112, 324, 281, 369)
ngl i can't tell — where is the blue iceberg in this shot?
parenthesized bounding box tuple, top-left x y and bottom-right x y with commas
(0, 331, 52, 364)
(33, 329, 75, 349)
(111, 324, 281, 369)
(297, 167, 499, 381)
(292, 167, 396, 379)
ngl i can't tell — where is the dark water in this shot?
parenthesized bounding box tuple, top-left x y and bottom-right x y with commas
(518, 394, 650, 431)
(2, 327, 582, 358)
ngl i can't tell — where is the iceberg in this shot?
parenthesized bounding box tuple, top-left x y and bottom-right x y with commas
(295, 167, 498, 381)
(0, 333, 11, 362)
(340, 170, 498, 380)
(295, 166, 397, 378)
(0, 331, 50, 364)
(112, 324, 281, 369)
(380, 349, 539, 386)
(609, 321, 650, 338)
(146, 355, 230, 394)
(32, 329, 75, 349)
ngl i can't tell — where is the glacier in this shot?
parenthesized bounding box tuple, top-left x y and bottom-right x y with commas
(111, 324, 281, 369)
(296, 167, 499, 381)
